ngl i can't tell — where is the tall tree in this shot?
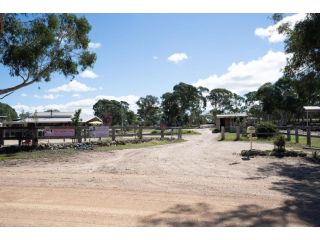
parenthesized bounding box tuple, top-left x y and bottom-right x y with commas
(161, 92, 180, 126)
(0, 14, 96, 98)
(93, 99, 134, 126)
(136, 95, 160, 126)
(71, 109, 82, 126)
(0, 102, 18, 120)
(207, 88, 233, 114)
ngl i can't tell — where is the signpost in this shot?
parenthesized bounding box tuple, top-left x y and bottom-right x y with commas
(89, 126, 109, 138)
(247, 126, 256, 150)
(43, 127, 75, 137)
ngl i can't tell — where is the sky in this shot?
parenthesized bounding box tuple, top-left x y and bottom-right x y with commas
(0, 13, 306, 118)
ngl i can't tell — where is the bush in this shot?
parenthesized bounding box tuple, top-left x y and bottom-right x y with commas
(256, 122, 278, 138)
(273, 134, 286, 151)
(212, 128, 220, 133)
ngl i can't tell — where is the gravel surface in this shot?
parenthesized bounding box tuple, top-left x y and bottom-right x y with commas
(0, 129, 319, 226)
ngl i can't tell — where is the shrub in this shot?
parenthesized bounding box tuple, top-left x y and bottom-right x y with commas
(273, 134, 286, 151)
(212, 128, 220, 133)
(256, 121, 278, 138)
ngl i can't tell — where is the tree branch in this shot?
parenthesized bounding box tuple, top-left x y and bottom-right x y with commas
(0, 78, 38, 97)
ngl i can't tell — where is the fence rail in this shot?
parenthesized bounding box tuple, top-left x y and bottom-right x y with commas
(220, 125, 320, 148)
(0, 125, 183, 147)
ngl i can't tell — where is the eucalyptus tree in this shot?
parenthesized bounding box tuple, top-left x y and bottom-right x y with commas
(0, 14, 96, 98)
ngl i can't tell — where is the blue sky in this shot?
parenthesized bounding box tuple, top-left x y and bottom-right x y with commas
(0, 13, 304, 117)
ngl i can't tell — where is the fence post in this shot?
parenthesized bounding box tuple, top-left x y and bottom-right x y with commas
(0, 128, 3, 146)
(138, 126, 143, 140)
(112, 127, 116, 141)
(307, 127, 311, 147)
(221, 126, 225, 140)
(236, 126, 240, 141)
(295, 128, 299, 144)
(178, 128, 182, 140)
(77, 127, 82, 143)
(32, 128, 38, 146)
(160, 129, 164, 140)
(286, 127, 291, 141)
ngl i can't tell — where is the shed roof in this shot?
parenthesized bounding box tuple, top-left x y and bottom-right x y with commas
(303, 106, 320, 112)
(216, 113, 247, 118)
(11, 118, 72, 124)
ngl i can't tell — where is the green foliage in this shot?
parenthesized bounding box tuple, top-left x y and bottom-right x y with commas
(93, 99, 136, 126)
(212, 128, 220, 133)
(282, 14, 320, 80)
(0, 14, 96, 97)
(256, 121, 278, 138)
(136, 95, 160, 126)
(207, 88, 245, 115)
(71, 109, 82, 126)
(161, 83, 207, 126)
(0, 102, 18, 120)
(273, 134, 286, 151)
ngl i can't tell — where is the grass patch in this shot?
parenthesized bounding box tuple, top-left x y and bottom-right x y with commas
(0, 148, 75, 161)
(219, 132, 320, 149)
(0, 139, 185, 161)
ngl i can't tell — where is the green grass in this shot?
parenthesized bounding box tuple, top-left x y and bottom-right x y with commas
(219, 132, 320, 149)
(0, 139, 185, 161)
(0, 148, 75, 161)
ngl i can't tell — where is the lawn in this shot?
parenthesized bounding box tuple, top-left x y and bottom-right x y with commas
(220, 132, 320, 149)
(0, 139, 185, 161)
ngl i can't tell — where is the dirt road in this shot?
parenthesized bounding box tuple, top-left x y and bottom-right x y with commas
(0, 129, 319, 226)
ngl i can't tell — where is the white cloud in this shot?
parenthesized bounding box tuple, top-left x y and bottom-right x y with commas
(255, 13, 306, 43)
(88, 42, 101, 49)
(48, 80, 96, 93)
(20, 93, 27, 97)
(14, 95, 140, 120)
(80, 69, 99, 79)
(193, 50, 287, 94)
(72, 94, 80, 98)
(168, 52, 188, 63)
(33, 94, 61, 100)
(43, 94, 61, 100)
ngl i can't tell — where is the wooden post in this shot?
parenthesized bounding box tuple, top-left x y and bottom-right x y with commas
(295, 128, 299, 143)
(138, 126, 143, 140)
(236, 126, 240, 141)
(307, 127, 311, 147)
(160, 129, 164, 140)
(32, 128, 38, 146)
(77, 127, 82, 143)
(112, 127, 116, 141)
(221, 126, 225, 140)
(0, 128, 3, 146)
(84, 128, 87, 142)
(178, 128, 182, 140)
(286, 128, 291, 141)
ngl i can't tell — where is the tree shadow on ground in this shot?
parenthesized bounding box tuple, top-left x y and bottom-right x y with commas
(256, 162, 320, 226)
(139, 202, 290, 226)
(140, 162, 320, 226)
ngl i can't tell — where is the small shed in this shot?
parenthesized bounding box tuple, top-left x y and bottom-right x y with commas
(82, 116, 103, 126)
(303, 106, 320, 127)
(215, 113, 247, 131)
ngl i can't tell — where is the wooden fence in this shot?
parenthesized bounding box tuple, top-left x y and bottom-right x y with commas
(0, 125, 183, 147)
(220, 125, 320, 148)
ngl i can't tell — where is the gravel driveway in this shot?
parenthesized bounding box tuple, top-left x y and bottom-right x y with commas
(0, 129, 319, 226)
